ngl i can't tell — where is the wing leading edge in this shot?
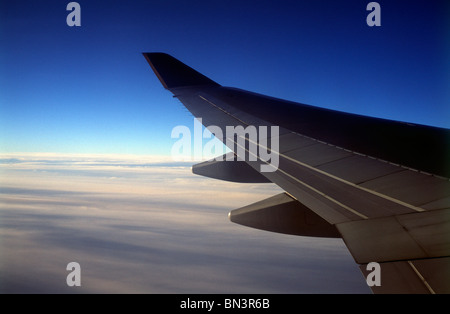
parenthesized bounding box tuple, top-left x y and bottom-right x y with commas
(143, 52, 450, 293)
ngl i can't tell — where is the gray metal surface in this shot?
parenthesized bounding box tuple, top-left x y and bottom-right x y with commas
(143, 53, 450, 293)
(360, 257, 450, 294)
(229, 192, 340, 238)
(192, 153, 270, 183)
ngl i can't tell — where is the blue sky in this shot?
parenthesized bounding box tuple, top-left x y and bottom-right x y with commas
(1, 0, 449, 295)
(1, 0, 449, 155)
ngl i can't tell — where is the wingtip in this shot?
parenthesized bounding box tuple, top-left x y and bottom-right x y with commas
(142, 52, 170, 58)
(142, 52, 220, 89)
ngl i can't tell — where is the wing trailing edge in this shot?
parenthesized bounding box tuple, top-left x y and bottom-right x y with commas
(336, 207, 450, 264)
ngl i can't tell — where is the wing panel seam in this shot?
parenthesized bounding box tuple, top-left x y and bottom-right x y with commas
(407, 261, 436, 294)
(233, 138, 369, 220)
(197, 95, 439, 215)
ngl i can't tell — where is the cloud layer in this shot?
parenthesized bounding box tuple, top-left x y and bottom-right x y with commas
(0, 154, 369, 293)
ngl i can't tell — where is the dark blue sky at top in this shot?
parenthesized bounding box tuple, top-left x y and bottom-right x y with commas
(1, 0, 449, 155)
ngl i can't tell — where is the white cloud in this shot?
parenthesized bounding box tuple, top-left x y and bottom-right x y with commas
(0, 153, 369, 293)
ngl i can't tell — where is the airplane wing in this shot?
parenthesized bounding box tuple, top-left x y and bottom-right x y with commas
(143, 52, 450, 294)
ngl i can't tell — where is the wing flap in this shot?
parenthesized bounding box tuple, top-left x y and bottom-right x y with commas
(360, 170, 450, 208)
(284, 143, 353, 167)
(337, 208, 450, 264)
(360, 257, 450, 294)
(316, 154, 403, 185)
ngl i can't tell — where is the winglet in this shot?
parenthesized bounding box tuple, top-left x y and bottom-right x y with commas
(143, 53, 220, 89)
